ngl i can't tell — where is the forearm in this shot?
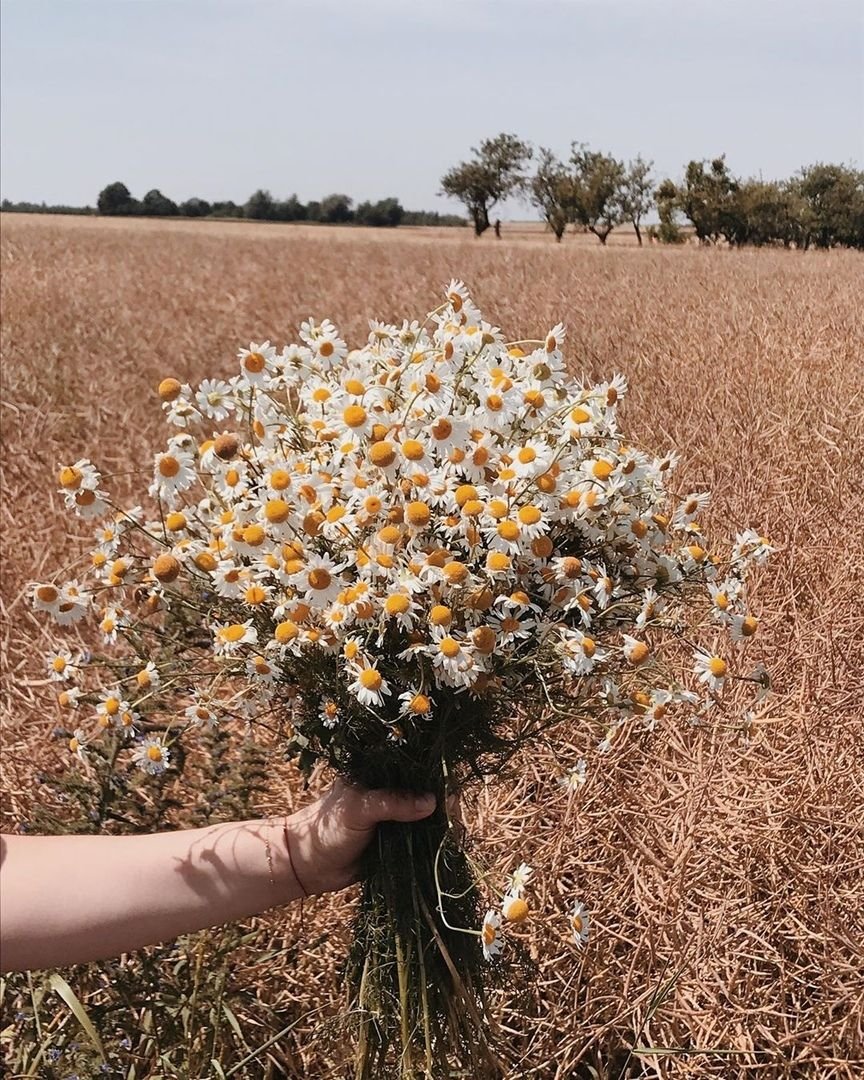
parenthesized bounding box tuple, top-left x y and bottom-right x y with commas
(0, 820, 301, 972)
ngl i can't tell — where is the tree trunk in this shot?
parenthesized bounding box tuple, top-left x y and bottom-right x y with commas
(634, 222, 642, 247)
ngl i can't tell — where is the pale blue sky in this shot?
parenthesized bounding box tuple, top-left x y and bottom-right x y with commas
(2, 0, 863, 214)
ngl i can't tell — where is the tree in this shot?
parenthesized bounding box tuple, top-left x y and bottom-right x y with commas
(655, 179, 683, 243)
(275, 194, 307, 221)
(306, 200, 322, 222)
(568, 145, 625, 244)
(667, 156, 739, 243)
(319, 193, 354, 223)
(793, 164, 864, 249)
(441, 133, 533, 237)
(529, 149, 577, 242)
(617, 156, 655, 246)
(179, 197, 212, 218)
(97, 181, 138, 216)
(210, 200, 241, 218)
(355, 197, 404, 227)
(244, 189, 277, 220)
(140, 189, 178, 217)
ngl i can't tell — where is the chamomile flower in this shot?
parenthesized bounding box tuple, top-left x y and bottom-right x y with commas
(45, 647, 78, 682)
(151, 449, 196, 504)
(481, 909, 504, 961)
(729, 612, 759, 642)
(559, 759, 587, 793)
(348, 657, 391, 708)
(569, 901, 590, 947)
(693, 650, 729, 692)
(501, 894, 530, 923)
(506, 862, 534, 898)
(132, 735, 171, 775)
(213, 620, 258, 655)
(398, 687, 434, 719)
(195, 377, 235, 420)
(185, 699, 220, 728)
(68, 728, 88, 763)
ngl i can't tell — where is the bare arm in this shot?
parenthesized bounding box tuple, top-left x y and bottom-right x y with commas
(0, 782, 435, 972)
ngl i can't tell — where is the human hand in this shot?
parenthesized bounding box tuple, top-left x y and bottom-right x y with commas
(284, 779, 437, 896)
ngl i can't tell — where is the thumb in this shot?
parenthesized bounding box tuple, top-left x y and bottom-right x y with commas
(356, 789, 436, 825)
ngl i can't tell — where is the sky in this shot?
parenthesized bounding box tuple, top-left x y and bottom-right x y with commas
(2, 0, 863, 217)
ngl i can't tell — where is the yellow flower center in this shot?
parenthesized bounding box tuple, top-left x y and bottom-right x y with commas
(369, 441, 396, 468)
(570, 406, 590, 425)
(58, 466, 82, 489)
(443, 561, 468, 584)
(243, 523, 266, 546)
(153, 554, 181, 583)
(581, 637, 596, 658)
(343, 405, 367, 428)
(708, 657, 728, 677)
(406, 501, 431, 527)
(482, 923, 497, 946)
(359, 668, 382, 690)
(318, 340, 334, 358)
(498, 520, 520, 542)
(308, 568, 332, 591)
(431, 418, 452, 441)
(439, 636, 460, 658)
(166, 511, 187, 532)
(221, 623, 247, 643)
(158, 377, 182, 401)
(628, 641, 650, 665)
(245, 585, 266, 605)
(194, 551, 218, 572)
(518, 505, 542, 526)
(159, 455, 180, 478)
(344, 378, 365, 396)
(385, 594, 411, 615)
(104, 697, 120, 715)
(504, 897, 529, 923)
(409, 693, 431, 715)
(275, 620, 299, 643)
(741, 615, 758, 636)
(517, 447, 537, 464)
(592, 459, 614, 480)
(244, 352, 265, 373)
(487, 551, 511, 572)
(146, 745, 164, 762)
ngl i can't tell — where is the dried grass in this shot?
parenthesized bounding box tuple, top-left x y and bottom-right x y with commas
(2, 213, 863, 1077)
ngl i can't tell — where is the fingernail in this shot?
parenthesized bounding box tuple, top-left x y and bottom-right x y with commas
(414, 794, 435, 813)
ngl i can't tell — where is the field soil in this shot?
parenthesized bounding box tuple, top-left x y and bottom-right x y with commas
(2, 213, 863, 1077)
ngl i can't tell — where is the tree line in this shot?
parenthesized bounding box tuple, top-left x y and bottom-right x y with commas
(0, 183, 465, 228)
(442, 134, 864, 249)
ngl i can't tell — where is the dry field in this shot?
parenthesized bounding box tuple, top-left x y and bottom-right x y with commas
(1, 213, 863, 1078)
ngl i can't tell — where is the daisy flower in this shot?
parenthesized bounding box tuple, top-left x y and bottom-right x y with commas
(559, 759, 587, 793)
(151, 449, 196, 504)
(729, 613, 759, 642)
(45, 647, 78, 682)
(348, 657, 391, 708)
(68, 728, 88, 764)
(132, 735, 171, 776)
(213, 620, 258, 655)
(238, 341, 276, 386)
(185, 699, 220, 728)
(481, 909, 504, 961)
(398, 687, 434, 719)
(569, 901, 591, 947)
(501, 894, 530, 923)
(135, 661, 161, 690)
(195, 377, 235, 421)
(506, 862, 534, 897)
(693, 650, 729, 691)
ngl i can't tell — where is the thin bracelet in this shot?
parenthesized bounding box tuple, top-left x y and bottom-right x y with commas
(282, 816, 309, 898)
(264, 819, 278, 888)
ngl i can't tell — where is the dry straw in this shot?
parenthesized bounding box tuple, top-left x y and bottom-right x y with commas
(1, 215, 863, 1078)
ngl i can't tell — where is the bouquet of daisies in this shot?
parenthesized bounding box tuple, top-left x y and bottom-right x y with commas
(34, 282, 771, 1078)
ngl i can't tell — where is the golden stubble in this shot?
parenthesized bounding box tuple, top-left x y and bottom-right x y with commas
(2, 213, 863, 1077)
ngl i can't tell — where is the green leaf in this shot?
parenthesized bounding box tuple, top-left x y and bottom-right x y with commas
(48, 973, 106, 1063)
